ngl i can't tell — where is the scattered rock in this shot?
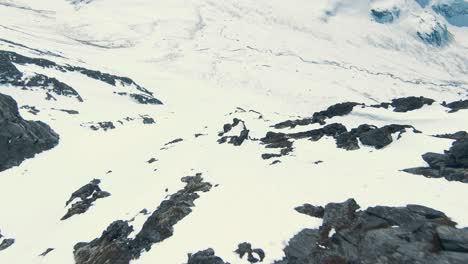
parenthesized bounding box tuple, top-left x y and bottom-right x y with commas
(147, 158, 157, 164)
(52, 108, 80, 115)
(82, 121, 115, 131)
(275, 199, 468, 264)
(218, 118, 250, 146)
(73, 174, 212, 264)
(20, 105, 40, 115)
(0, 93, 59, 172)
(442, 99, 468, 113)
(187, 248, 230, 264)
(141, 116, 155, 124)
(235, 242, 265, 263)
(62, 179, 111, 220)
(0, 238, 14, 251)
(390, 96, 435, 112)
(404, 131, 468, 183)
(195, 133, 207, 138)
(39, 248, 54, 257)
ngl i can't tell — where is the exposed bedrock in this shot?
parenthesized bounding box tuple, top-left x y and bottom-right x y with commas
(73, 174, 212, 264)
(404, 131, 468, 183)
(0, 93, 59, 172)
(274, 199, 468, 264)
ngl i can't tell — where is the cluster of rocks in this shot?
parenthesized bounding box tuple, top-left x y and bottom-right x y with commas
(275, 199, 468, 264)
(0, 229, 15, 252)
(82, 121, 116, 131)
(62, 179, 111, 220)
(187, 248, 230, 264)
(404, 131, 468, 183)
(0, 50, 162, 104)
(0, 93, 59, 172)
(73, 174, 212, 264)
(260, 122, 418, 159)
(218, 118, 250, 146)
(235, 242, 265, 263)
(274, 102, 360, 129)
(20, 105, 40, 115)
(0, 50, 82, 101)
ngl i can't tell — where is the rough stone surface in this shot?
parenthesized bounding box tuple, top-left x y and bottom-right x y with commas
(73, 174, 212, 264)
(0, 93, 59, 172)
(187, 248, 230, 264)
(274, 199, 468, 264)
(235, 242, 266, 263)
(443, 99, 468, 113)
(62, 179, 111, 220)
(218, 118, 250, 146)
(404, 131, 468, 183)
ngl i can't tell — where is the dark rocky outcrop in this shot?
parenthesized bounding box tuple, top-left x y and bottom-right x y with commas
(0, 50, 162, 104)
(404, 131, 468, 183)
(417, 21, 451, 46)
(442, 99, 468, 113)
(235, 242, 265, 263)
(39, 248, 54, 257)
(274, 199, 468, 264)
(295, 204, 325, 218)
(141, 116, 155, 124)
(274, 102, 360, 129)
(218, 118, 250, 146)
(370, 96, 435, 112)
(187, 248, 230, 264)
(0, 93, 59, 172)
(62, 179, 111, 220)
(260, 123, 418, 159)
(52, 108, 79, 115)
(73, 174, 212, 264)
(0, 230, 14, 251)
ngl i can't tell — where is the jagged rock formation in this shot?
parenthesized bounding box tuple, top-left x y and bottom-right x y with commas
(0, 230, 14, 252)
(433, 1, 468, 27)
(274, 102, 360, 129)
(416, 16, 451, 46)
(260, 123, 418, 159)
(295, 204, 325, 218)
(442, 99, 468, 113)
(374, 96, 435, 112)
(234, 242, 265, 263)
(38, 248, 54, 257)
(62, 179, 111, 220)
(73, 174, 212, 264)
(0, 93, 59, 172)
(218, 118, 250, 146)
(0, 50, 162, 104)
(187, 248, 230, 264)
(404, 131, 468, 183)
(274, 199, 468, 264)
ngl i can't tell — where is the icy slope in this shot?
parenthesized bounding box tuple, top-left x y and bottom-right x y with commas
(0, 0, 467, 263)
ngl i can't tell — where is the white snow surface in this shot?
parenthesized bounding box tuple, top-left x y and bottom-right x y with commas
(0, 0, 467, 263)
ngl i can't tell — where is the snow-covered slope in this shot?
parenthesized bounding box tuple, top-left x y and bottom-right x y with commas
(0, 0, 467, 263)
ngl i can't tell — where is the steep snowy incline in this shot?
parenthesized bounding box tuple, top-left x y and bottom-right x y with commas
(0, 0, 467, 264)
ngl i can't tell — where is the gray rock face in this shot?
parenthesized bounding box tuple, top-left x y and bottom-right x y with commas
(274, 102, 360, 129)
(275, 199, 468, 264)
(62, 179, 111, 220)
(0, 50, 162, 104)
(389, 96, 435, 112)
(73, 174, 212, 264)
(417, 21, 451, 46)
(0, 93, 59, 172)
(433, 1, 468, 27)
(187, 248, 230, 264)
(371, 8, 400, 23)
(404, 131, 468, 183)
